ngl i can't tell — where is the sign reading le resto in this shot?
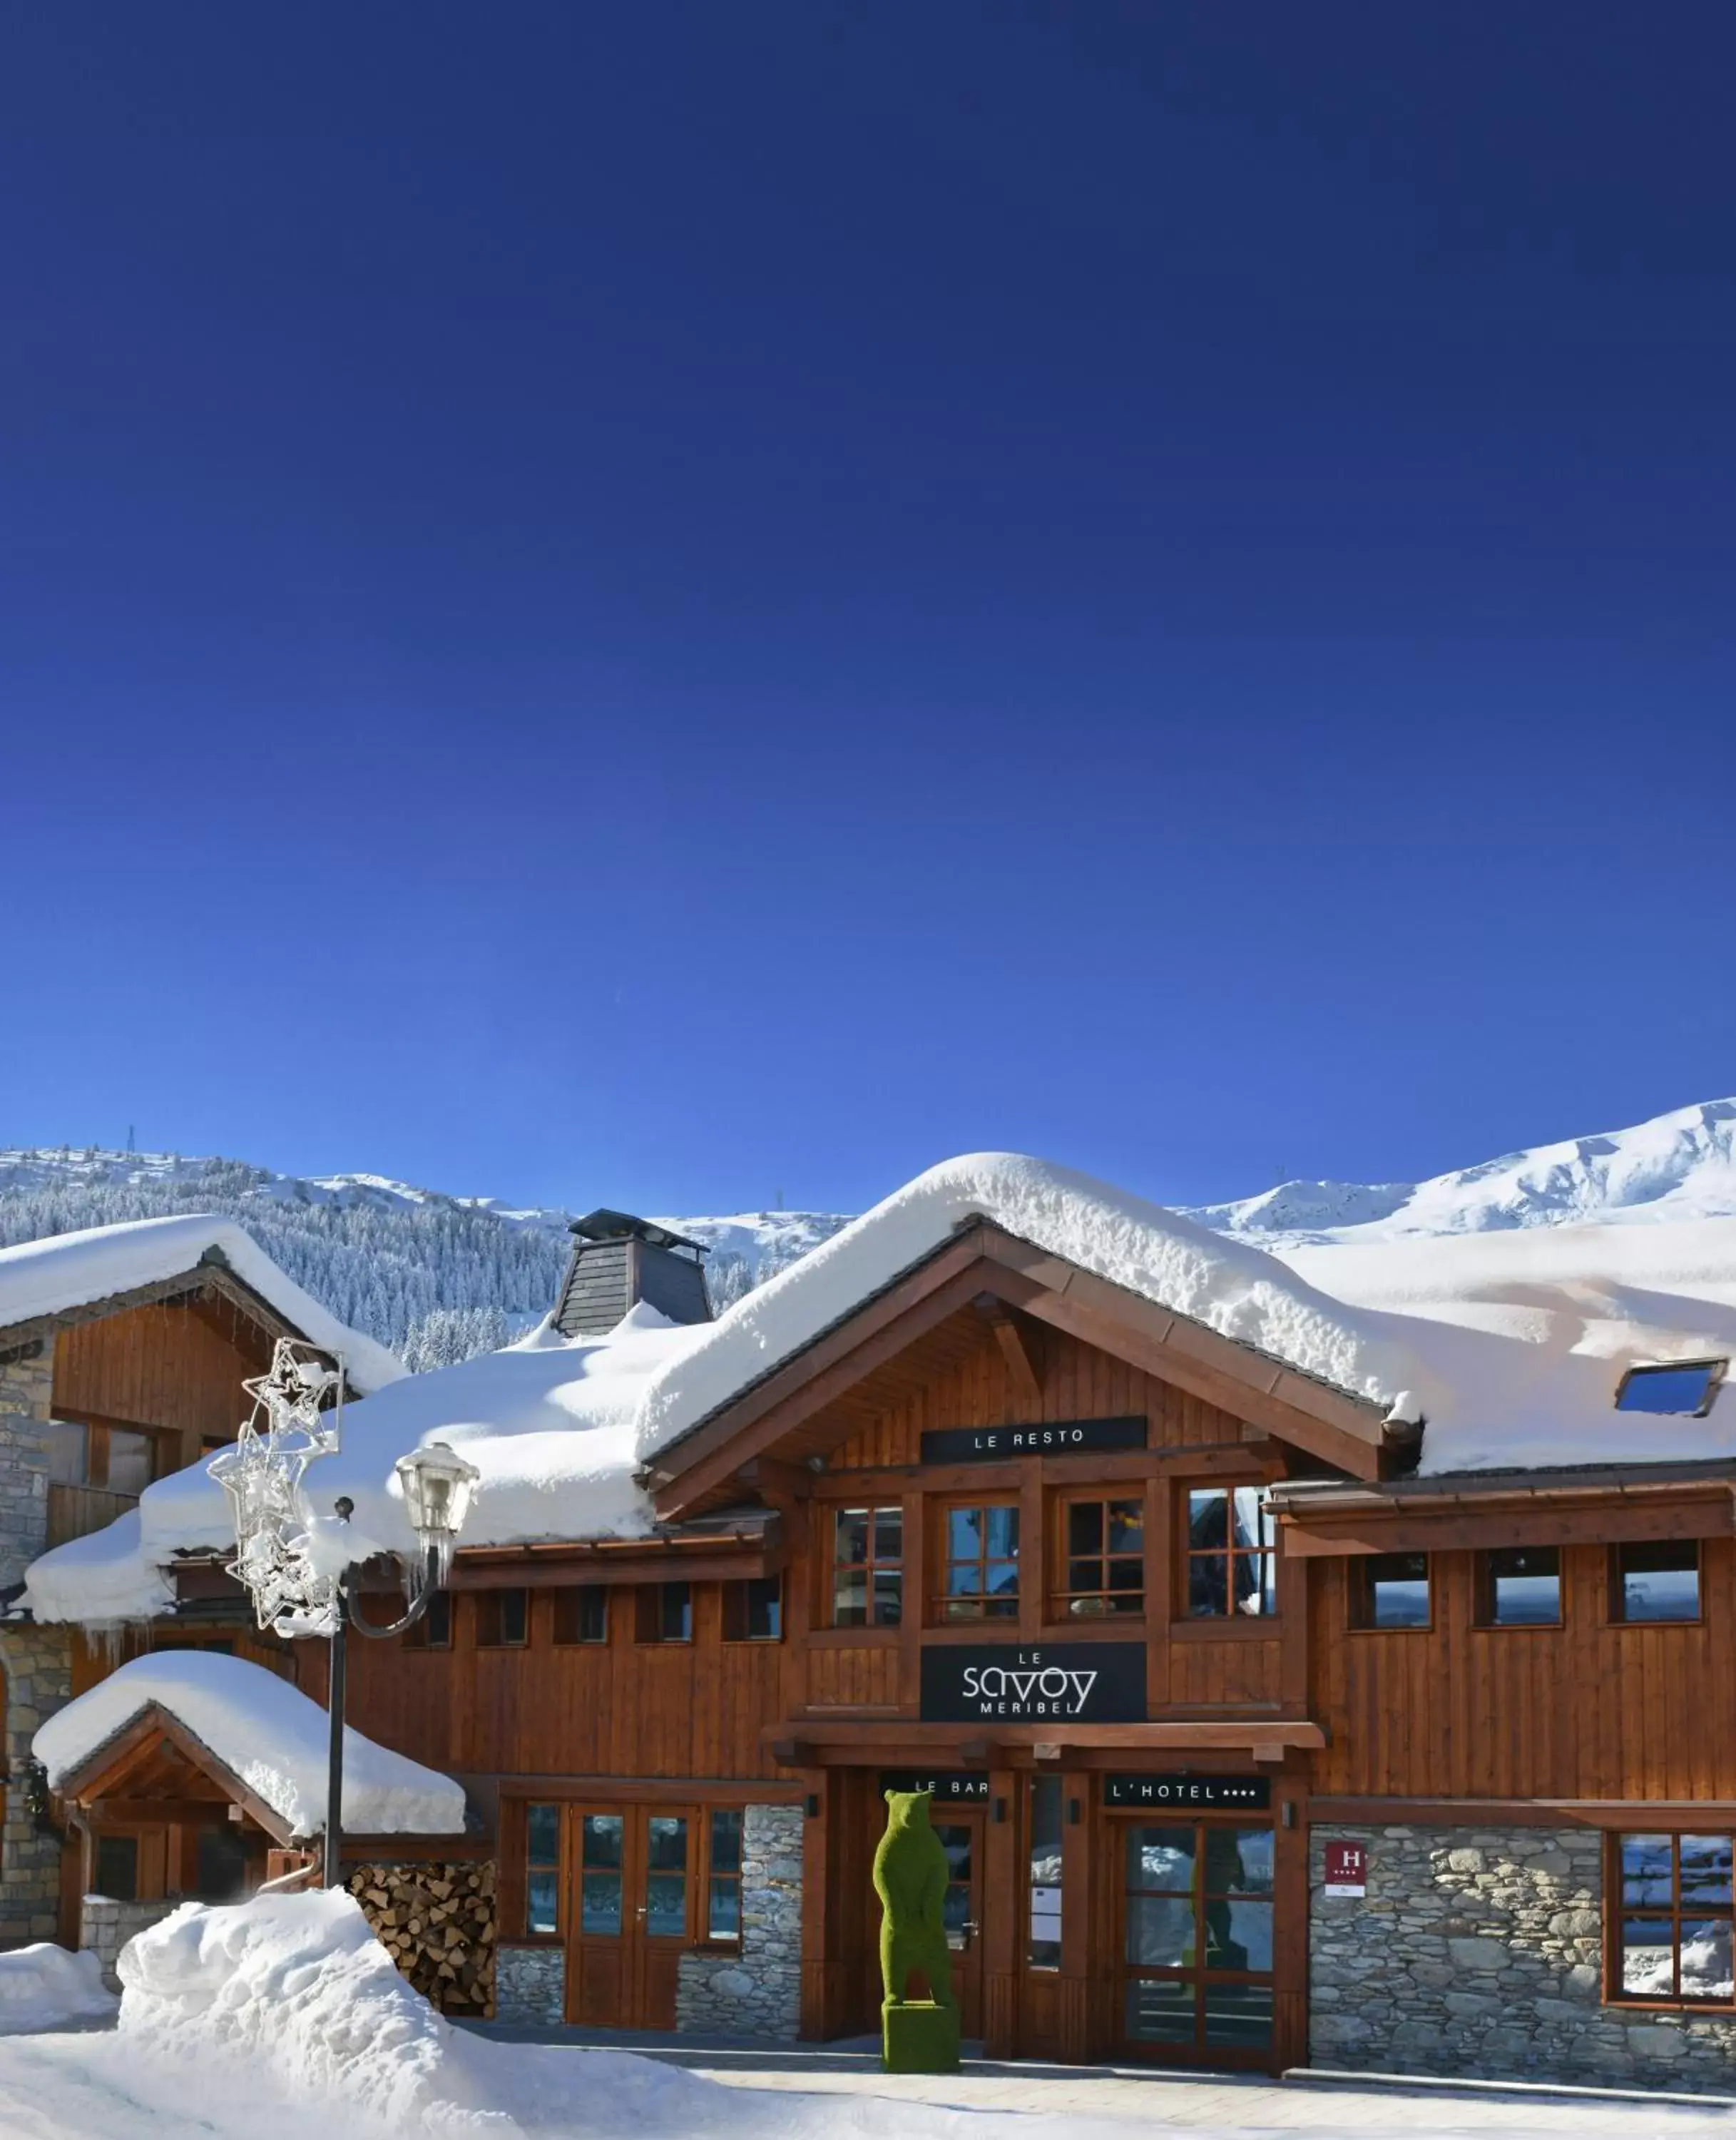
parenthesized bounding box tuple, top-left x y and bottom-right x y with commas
(921, 1642, 1147, 1723)
(920, 1415, 1148, 1465)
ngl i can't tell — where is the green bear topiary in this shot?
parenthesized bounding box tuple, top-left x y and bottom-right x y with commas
(873, 1788, 959, 2074)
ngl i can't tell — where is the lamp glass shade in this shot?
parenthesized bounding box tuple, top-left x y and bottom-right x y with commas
(395, 1442, 481, 1545)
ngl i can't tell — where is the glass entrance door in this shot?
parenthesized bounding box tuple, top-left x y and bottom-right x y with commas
(566, 1805, 695, 2028)
(1118, 1821, 1275, 2064)
(934, 1818, 984, 2038)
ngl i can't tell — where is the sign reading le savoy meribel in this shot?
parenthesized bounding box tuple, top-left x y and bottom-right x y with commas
(920, 1642, 1147, 1723)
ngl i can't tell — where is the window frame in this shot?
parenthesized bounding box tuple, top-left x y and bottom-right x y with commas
(474, 1586, 530, 1649)
(402, 1590, 453, 1650)
(723, 1575, 783, 1644)
(828, 1504, 904, 1629)
(1610, 1539, 1703, 1626)
(1474, 1545, 1563, 1630)
(635, 1580, 694, 1644)
(1615, 1358, 1728, 1418)
(521, 1800, 563, 1942)
(1180, 1483, 1277, 1623)
(1052, 1492, 1146, 1622)
(552, 1584, 609, 1646)
(699, 1805, 745, 1949)
(1349, 1552, 1432, 1632)
(1607, 1831, 1736, 2008)
(933, 1497, 1021, 1624)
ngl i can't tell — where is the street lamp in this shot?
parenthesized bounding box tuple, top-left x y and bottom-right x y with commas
(210, 1338, 479, 1887)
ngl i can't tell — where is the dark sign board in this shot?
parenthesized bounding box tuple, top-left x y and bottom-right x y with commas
(920, 1642, 1148, 1724)
(1103, 1774, 1271, 1810)
(920, 1416, 1147, 1465)
(878, 1771, 991, 1803)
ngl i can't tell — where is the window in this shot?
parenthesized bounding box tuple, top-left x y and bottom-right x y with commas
(93, 1835, 138, 1902)
(47, 1420, 88, 1487)
(941, 1504, 1020, 1621)
(832, 1506, 902, 1627)
(1123, 1823, 1275, 2054)
(1184, 1487, 1275, 1619)
(474, 1588, 529, 1647)
(1614, 1542, 1700, 1623)
(552, 1586, 608, 1645)
(705, 1808, 743, 1942)
(1616, 1360, 1727, 1417)
(636, 1581, 693, 1643)
(578, 1813, 623, 1932)
(525, 1803, 561, 1935)
(1027, 1776, 1063, 1970)
(1354, 1552, 1430, 1629)
(1614, 1834, 1734, 2002)
(403, 1591, 452, 1650)
(106, 1428, 155, 1498)
(723, 1576, 782, 1642)
(1057, 1497, 1144, 1619)
(1477, 1547, 1561, 1627)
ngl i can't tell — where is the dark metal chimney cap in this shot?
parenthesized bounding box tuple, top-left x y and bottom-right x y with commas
(568, 1208, 708, 1259)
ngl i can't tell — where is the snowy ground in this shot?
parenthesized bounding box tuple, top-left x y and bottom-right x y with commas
(0, 1895, 1728, 2140)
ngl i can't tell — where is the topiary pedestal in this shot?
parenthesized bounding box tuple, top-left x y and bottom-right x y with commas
(882, 1997, 961, 2075)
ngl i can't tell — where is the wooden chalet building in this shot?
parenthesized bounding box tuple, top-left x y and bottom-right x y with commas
(23, 1173, 1736, 2089)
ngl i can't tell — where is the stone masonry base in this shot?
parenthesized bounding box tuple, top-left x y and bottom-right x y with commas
(81, 1896, 180, 1991)
(1312, 1823, 1736, 2092)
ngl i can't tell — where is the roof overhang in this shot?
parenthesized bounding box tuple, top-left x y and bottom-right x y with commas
(648, 1220, 1400, 1519)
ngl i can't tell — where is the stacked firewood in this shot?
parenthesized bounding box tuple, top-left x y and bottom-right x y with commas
(345, 1861, 497, 2017)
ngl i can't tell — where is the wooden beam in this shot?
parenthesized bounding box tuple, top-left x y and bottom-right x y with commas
(765, 1718, 1326, 1751)
(86, 1796, 240, 1828)
(444, 1547, 770, 1591)
(1310, 1795, 1736, 1832)
(977, 1300, 1043, 1419)
(1278, 1491, 1734, 1557)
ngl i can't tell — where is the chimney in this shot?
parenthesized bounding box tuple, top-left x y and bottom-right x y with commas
(551, 1210, 713, 1338)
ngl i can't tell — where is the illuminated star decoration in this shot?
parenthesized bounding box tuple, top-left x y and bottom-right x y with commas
(208, 1338, 346, 1638)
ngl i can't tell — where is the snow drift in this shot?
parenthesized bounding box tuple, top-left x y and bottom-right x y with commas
(34, 1651, 466, 1837)
(0, 1943, 116, 2034)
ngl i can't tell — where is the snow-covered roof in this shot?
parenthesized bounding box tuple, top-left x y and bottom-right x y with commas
(23, 1154, 1736, 1626)
(34, 1650, 466, 1836)
(0, 1214, 403, 1395)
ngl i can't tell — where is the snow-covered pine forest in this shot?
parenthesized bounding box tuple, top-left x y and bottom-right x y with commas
(0, 1149, 849, 1371)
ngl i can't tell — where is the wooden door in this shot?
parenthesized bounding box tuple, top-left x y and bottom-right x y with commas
(932, 1815, 985, 2039)
(565, 1805, 695, 2030)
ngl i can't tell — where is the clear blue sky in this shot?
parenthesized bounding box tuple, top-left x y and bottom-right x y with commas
(4, 3, 1732, 1217)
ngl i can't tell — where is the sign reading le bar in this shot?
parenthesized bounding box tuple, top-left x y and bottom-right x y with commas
(1103, 1774, 1271, 1809)
(921, 1642, 1148, 1723)
(879, 1771, 991, 1803)
(920, 1415, 1147, 1464)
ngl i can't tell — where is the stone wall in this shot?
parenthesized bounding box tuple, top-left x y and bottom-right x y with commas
(80, 1895, 178, 1990)
(1311, 1823, 1736, 2091)
(496, 1944, 566, 2027)
(675, 1803, 803, 2040)
(0, 1342, 73, 1950)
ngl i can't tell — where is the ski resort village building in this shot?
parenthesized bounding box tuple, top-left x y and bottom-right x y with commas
(14, 1166, 1736, 2086)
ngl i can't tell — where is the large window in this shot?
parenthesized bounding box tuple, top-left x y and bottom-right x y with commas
(1476, 1547, 1561, 1627)
(705, 1809, 743, 1942)
(1027, 1776, 1063, 1970)
(941, 1504, 1020, 1621)
(636, 1581, 693, 1643)
(1057, 1497, 1144, 1619)
(831, 1506, 902, 1627)
(1613, 1542, 1700, 1623)
(1614, 1834, 1734, 2002)
(1184, 1487, 1275, 1619)
(475, 1588, 529, 1647)
(553, 1585, 608, 1645)
(1352, 1552, 1430, 1629)
(525, 1803, 561, 1935)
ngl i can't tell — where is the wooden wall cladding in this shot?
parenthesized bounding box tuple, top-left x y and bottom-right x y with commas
(825, 1319, 1248, 1469)
(1310, 1539, 1736, 1799)
(342, 1584, 787, 1780)
(53, 1297, 274, 1453)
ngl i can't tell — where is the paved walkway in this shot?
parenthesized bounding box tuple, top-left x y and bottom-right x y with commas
(463, 2026, 1736, 2129)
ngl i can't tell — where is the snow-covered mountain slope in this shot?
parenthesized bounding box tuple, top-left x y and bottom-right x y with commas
(4, 1096, 1732, 1372)
(1181, 1098, 1736, 1248)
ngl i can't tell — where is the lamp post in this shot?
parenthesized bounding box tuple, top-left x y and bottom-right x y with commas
(210, 1339, 479, 1887)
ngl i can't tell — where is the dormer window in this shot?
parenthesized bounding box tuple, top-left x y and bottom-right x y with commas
(1615, 1360, 1728, 1417)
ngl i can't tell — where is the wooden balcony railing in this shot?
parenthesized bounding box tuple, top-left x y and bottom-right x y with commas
(46, 1484, 140, 1549)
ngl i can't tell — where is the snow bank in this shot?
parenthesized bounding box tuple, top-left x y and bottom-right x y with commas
(34, 1651, 465, 1837)
(0, 1213, 403, 1393)
(0, 1943, 116, 2034)
(116, 1892, 723, 2136)
(637, 1152, 1422, 1453)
